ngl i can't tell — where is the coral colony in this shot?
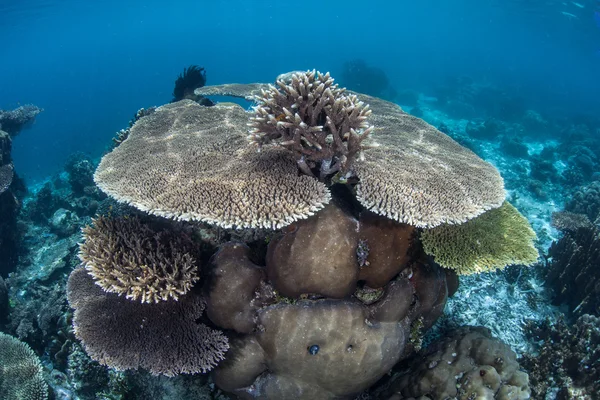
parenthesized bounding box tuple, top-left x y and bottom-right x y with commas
(1, 69, 600, 399)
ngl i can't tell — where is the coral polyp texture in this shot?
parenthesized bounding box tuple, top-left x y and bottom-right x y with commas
(197, 75, 506, 228)
(0, 332, 48, 400)
(352, 94, 506, 227)
(0, 163, 14, 195)
(67, 267, 229, 376)
(420, 201, 539, 274)
(382, 327, 530, 400)
(78, 215, 199, 303)
(248, 70, 374, 177)
(94, 101, 331, 230)
(206, 202, 451, 399)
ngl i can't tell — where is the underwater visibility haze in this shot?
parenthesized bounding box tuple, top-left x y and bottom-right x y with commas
(0, 0, 600, 399)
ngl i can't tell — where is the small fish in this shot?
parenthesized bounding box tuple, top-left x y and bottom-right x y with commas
(571, 2, 584, 8)
(561, 11, 579, 18)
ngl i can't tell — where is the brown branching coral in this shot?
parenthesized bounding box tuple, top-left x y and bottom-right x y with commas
(78, 215, 199, 303)
(248, 70, 374, 178)
(67, 268, 228, 376)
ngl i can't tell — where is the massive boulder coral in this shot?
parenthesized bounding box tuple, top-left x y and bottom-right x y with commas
(0, 332, 48, 400)
(67, 268, 228, 376)
(382, 327, 531, 400)
(94, 101, 331, 230)
(205, 202, 451, 399)
(78, 215, 200, 303)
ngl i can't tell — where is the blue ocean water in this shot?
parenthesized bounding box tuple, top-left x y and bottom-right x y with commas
(2, 1, 600, 399)
(1, 0, 599, 182)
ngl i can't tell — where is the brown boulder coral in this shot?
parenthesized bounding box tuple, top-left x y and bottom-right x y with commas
(205, 202, 452, 399)
(205, 242, 271, 334)
(94, 101, 330, 230)
(211, 264, 449, 399)
(266, 202, 361, 299)
(382, 327, 530, 400)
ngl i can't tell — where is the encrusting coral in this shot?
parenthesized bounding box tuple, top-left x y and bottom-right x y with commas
(420, 201, 539, 275)
(78, 215, 199, 303)
(94, 101, 331, 230)
(67, 267, 229, 376)
(382, 326, 530, 400)
(248, 70, 374, 178)
(0, 332, 48, 400)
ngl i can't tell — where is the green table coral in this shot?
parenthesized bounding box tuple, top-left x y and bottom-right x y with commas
(421, 201, 539, 275)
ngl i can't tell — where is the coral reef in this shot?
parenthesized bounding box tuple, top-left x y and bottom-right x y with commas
(551, 210, 592, 231)
(0, 129, 26, 276)
(248, 70, 374, 177)
(380, 326, 530, 400)
(67, 268, 229, 376)
(565, 180, 600, 223)
(0, 104, 42, 136)
(0, 332, 48, 400)
(546, 224, 600, 316)
(421, 201, 539, 275)
(522, 314, 600, 399)
(65, 152, 96, 196)
(79, 215, 200, 303)
(3, 71, 554, 399)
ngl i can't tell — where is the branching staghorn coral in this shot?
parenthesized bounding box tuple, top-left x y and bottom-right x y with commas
(78, 215, 199, 303)
(248, 70, 374, 179)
